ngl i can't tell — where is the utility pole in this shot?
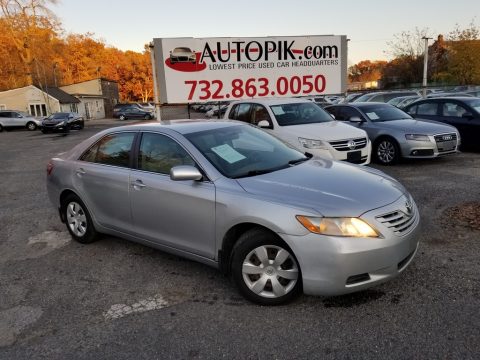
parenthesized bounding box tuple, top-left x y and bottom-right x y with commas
(422, 36, 432, 98)
(149, 42, 162, 122)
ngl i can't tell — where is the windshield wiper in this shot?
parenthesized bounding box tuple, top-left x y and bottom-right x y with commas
(288, 157, 309, 165)
(233, 165, 288, 179)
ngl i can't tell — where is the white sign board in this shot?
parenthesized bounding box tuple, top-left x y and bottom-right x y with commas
(152, 36, 347, 103)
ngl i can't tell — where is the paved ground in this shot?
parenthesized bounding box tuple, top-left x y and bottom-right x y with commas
(0, 119, 479, 359)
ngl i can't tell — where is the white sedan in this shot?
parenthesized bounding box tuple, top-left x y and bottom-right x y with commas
(224, 98, 371, 165)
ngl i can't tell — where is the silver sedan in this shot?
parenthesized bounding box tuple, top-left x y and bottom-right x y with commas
(325, 103, 460, 165)
(46, 121, 420, 305)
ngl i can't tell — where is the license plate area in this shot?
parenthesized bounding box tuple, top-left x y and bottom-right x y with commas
(347, 150, 361, 162)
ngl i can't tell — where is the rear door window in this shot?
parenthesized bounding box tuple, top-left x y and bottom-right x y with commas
(80, 132, 136, 168)
(416, 102, 438, 116)
(441, 102, 468, 118)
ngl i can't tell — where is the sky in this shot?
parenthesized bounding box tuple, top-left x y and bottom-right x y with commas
(54, 0, 479, 65)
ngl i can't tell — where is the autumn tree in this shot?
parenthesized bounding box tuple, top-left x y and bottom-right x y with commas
(0, 0, 59, 86)
(447, 22, 480, 84)
(348, 60, 387, 83)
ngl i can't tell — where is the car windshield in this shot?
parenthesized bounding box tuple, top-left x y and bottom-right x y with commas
(269, 102, 334, 126)
(185, 124, 307, 179)
(359, 105, 412, 122)
(352, 93, 377, 102)
(47, 113, 68, 119)
(174, 47, 191, 52)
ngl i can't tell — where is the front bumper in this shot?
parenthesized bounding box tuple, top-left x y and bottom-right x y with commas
(280, 195, 420, 296)
(401, 133, 460, 158)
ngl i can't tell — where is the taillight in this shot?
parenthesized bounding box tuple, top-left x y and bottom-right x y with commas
(47, 161, 54, 175)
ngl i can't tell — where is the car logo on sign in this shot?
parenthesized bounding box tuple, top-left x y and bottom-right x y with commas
(443, 135, 452, 141)
(347, 140, 356, 150)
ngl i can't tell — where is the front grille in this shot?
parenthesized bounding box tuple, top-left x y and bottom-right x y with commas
(329, 137, 367, 151)
(434, 133, 457, 143)
(376, 206, 417, 236)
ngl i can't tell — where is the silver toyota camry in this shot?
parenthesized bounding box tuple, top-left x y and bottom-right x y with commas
(46, 121, 420, 305)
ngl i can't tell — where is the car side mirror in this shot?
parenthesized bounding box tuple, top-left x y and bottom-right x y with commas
(349, 116, 363, 123)
(462, 112, 474, 119)
(170, 165, 203, 181)
(329, 113, 335, 119)
(257, 120, 272, 129)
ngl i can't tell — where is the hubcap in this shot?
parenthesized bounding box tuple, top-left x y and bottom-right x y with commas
(28, 123, 35, 130)
(66, 202, 87, 237)
(242, 245, 298, 299)
(377, 141, 395, 163)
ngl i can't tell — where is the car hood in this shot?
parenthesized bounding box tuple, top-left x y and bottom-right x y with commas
(43, 118, 65, 124)
(280, 121, 367, 141)
(236, 160, 406, 217)
(374, 119, 456, 134)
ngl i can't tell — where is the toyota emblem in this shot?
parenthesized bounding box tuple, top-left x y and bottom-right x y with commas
(405, 201, 413, 215)
(347, 140, 356, 150)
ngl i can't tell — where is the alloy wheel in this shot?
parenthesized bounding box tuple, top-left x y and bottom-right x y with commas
(377, 140, 396, 164)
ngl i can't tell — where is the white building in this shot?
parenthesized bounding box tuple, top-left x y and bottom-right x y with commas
(0, 85, 80, 117)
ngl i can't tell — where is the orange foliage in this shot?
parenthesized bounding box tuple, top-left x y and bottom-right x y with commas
(0, 11, 153, 102)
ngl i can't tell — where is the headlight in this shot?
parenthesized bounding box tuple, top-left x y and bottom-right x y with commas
(298, 137, 329, 150)
(405, 134, 430, 142)
(296, 216, 380, 237)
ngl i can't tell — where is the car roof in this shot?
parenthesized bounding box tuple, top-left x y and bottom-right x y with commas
(108, 119, 243, 135)
(229, 97, 312, 106)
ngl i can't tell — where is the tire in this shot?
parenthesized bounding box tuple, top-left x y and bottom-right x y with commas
(62, 194, 98, 244)
(26, 122, 37, 131)
(78, 122, 84, 130)
(144, 114, 151, 120)
(0, 124, 3, 132)
(119, 115, 126, 121)
(375, 137, 400, 165)
(64, 124, 71, 133)
(231, 228, 301, 305)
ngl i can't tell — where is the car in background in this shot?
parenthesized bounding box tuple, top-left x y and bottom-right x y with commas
(325, 103, 460, 165)
(353, 91, 419, 103)
(225, 98, 372, 165)
(403, 97, 480, 149)
(340, 93, 365, 103)
(0, 110, 42, 132)
(112, 103, 143, 118)
(46, 120, 420, 305)
(426, 92, 473, 98)
(206, 104, 229, 118)
(113, 105, 154, 120)
(387, 95, 421, 109)
(41, 112, 84, 133)
(169, 47, 196, 64)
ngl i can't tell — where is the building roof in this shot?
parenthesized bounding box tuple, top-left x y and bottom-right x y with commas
(44, 87, 80, 104)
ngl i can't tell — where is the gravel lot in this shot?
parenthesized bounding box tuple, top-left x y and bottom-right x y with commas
(0, 117, 479, 359)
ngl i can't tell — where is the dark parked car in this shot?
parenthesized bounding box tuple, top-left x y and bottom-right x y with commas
(403, 97, 480, 149)
(41, 112, 84, 133)
(113, 105, 154, 120)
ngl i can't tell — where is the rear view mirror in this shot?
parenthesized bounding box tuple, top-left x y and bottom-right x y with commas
(349, 116, 363, 123)
(170, 165, 203, 181)
(257, 120, 272, 129)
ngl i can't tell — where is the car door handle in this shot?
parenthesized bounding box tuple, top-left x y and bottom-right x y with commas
(132, 179, 146, 189)
(76, 168, 86, 177)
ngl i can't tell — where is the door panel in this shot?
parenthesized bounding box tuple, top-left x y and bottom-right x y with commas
(130, 132, 216, 258)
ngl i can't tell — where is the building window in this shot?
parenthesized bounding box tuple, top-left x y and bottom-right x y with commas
(29, 104, 47, 117)
(0, 104, 6, 110)
(70, 103, 78, 113)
